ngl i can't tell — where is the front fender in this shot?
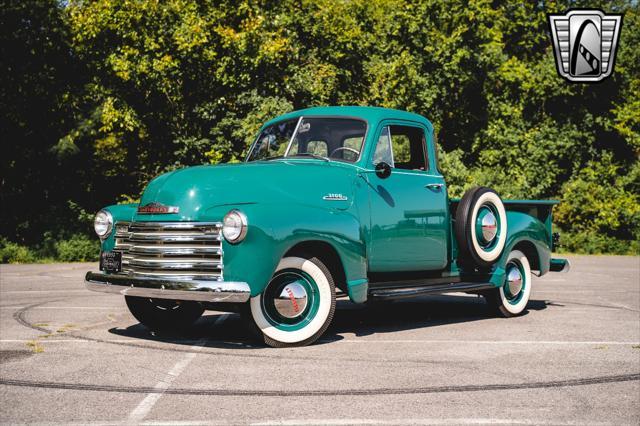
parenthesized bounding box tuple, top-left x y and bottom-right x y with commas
(209, 203, 366, 298)
(100, 203, 139, 251)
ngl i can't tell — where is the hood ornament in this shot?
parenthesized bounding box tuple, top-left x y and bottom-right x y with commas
(137, 202, 179, 214)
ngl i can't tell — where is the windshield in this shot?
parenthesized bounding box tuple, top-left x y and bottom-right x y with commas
(246, 117, 366, 163)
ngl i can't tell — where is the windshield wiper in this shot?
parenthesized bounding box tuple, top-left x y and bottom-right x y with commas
(290, 152, 330, 162)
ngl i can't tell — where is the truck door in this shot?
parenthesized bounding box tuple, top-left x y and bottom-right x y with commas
(367, 123, 448, 272)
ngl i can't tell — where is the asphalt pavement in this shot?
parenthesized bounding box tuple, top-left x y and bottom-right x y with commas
(0, 255, 639, 425)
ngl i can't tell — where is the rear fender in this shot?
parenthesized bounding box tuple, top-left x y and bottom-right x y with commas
(489, 210, 552, 287)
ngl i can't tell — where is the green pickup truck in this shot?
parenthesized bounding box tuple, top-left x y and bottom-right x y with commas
(86, 106, 570, 347)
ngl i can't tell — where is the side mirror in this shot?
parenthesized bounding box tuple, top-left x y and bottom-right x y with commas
(375, 162, 392, 179)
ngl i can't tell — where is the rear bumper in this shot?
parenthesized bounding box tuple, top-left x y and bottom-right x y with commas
(549, 258, 571, 273)
(85, 272, 251, 303)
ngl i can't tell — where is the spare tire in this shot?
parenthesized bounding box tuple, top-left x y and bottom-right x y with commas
(455, 187, 507, 268)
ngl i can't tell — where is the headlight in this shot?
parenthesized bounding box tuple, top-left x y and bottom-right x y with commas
(222, 209, 248, 244)
(94, 210, 113, 239)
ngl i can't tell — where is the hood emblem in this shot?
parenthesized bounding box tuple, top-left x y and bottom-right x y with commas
(137, 202, 179, 214)
(323, 193, 348, 201)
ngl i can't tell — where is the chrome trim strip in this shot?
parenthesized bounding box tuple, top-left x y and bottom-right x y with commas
(128, 246, 222, 256)
(85, 272, 249, 303)
(127, 271, 222, 279)
(127, 233, 222, 242)
(127, 222, 221, 229)
(128, 258, 222, 269)
(284, 116, 303, 157)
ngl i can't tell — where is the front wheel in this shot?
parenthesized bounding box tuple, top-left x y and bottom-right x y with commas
(248, 256, 336, 348)
(484, 249, 532, 317)
(125, 296, 204, 331)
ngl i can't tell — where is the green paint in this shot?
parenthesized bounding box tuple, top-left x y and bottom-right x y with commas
(98, 107, 564, 303)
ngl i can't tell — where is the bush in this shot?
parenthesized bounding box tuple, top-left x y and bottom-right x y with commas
(54, 234, 100, 262)
(558, 231, 639, 256)
(0, 238, 37, 263)
(555, 154, 640, 253)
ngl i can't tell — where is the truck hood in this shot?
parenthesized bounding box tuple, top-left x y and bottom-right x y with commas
(137, 160, 357, 221)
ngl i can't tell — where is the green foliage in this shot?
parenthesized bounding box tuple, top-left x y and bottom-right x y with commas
(54, 234, 100, 262)
(555, 154, 640, 248)
(1, 0, 639, 258)
(0, 234, 99, 264)
(0, 239, 37, 264)
(558, 231, 639, 256)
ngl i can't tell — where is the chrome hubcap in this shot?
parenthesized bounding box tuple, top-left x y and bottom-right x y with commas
(273, 282, 308, 319)
(506, 265, 523, 298)
(480, 210, 498, 243)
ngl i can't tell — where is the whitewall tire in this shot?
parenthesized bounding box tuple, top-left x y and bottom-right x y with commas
(249, 256, 336, 347)
(485, 249, 532, 317)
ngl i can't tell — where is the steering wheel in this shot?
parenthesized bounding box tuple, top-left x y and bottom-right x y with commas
(329, 147, 360, 159)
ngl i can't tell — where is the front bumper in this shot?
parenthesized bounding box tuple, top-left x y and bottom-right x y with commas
(85, 272, 251, 303)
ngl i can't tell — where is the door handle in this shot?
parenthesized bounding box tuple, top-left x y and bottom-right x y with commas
(425, 183, 444, 191)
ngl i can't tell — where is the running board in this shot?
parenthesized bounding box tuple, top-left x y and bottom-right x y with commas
(369, 282, 494, 300)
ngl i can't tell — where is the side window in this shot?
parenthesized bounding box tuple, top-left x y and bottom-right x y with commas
(389, 125, 427, 171)
(373, 127, 393, 165)
(306, 140, 328, 156)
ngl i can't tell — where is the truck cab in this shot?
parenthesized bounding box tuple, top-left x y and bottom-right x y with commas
(86, 106, 570, 347)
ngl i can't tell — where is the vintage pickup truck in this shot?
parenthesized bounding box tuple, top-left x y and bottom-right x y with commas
(86, 106, 570, 347)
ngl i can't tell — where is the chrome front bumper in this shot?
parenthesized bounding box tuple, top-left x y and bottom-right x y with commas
(85, 272, 251, 303)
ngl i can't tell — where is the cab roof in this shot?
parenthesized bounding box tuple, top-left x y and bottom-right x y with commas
(262, 106, 433, 130)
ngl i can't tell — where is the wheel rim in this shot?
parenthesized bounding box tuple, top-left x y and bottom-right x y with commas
(261, 269, 320, 331)
(504, 260, 525, 305)
(475, 204, 500, 251)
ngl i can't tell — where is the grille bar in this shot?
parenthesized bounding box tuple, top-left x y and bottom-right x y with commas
(114, 221, 223, 281)
(128, 245, 222, 256)
(127, 233, 221, 242)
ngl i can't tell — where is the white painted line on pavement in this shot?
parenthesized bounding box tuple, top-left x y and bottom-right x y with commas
(0, 306, 117, 310)
(0, 339, 140, 343)
(0, 290, 90, 294)
(333, 340, 640, 345)
(126, 314, 229, 423)
(1, 338, 637, 346)
(252, 419, 612, 425)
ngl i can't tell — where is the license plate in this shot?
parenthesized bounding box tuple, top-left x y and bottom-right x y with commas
(100, 251, 122, 273)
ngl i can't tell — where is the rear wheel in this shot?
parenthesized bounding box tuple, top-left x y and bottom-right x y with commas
(248, 256, 336, 348)
(125, 296, 204, 331)
(484, 250, 532, 317)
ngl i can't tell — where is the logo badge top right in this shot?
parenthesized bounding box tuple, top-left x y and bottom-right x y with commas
(548, 9, 623, 82)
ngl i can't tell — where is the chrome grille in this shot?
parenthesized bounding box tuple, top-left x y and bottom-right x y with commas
(114, 222, 223, 281)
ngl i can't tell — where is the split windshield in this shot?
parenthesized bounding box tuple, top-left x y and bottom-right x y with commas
(246, 117, 366, 163)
